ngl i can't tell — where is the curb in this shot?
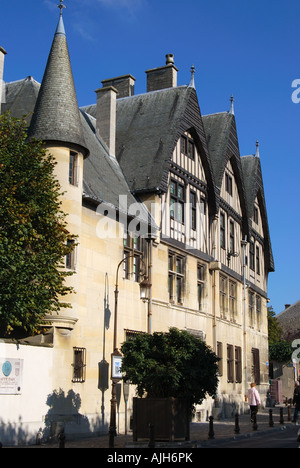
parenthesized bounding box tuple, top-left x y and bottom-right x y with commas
(197, 424, 292, 447)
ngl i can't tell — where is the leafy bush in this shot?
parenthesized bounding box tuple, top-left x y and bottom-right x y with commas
(121, 327, 219, 412)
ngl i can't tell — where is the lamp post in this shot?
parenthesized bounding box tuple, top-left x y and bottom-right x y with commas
(109, 254, 150, 448)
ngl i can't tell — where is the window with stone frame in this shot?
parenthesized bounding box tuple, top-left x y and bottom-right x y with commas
(219, 274, 228, 319)
(252, 348, 261, 385)
(123, 233, 143, 282)
(248, 290, 255, 327)
(168, 251, 185, 304)
(217, 342, 223, 377)
(235, 346, 242, 383)
(227, 344, 234, 383)
(66, 238, 76, 270)
(256, 295, 262, 330)
(197, 263, 205, 311)
(72, 347, 86, 383)
(69, 150, 79, 186)
(229, 280, 237, 322)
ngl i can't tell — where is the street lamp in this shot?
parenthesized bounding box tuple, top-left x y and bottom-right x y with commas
(109, 253, 150, 448)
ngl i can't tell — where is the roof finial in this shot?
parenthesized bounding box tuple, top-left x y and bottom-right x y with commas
(229, 94, 235, 115)
(58, 0, 66, 16)
(56, 0, 66, 35)
(255, 140, 260, 158)
(189, 65, 196, 89)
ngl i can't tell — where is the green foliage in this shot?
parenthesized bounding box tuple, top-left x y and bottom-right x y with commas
(0, 113, 75, 336)
(269, 341, 293, 363)
(268, 306, 284, 344)
(121, 327, 219, 412)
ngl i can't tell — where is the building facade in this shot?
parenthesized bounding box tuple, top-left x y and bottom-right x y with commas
(0, 8, 274, 443)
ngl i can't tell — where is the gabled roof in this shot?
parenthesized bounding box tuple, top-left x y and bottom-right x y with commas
(202, 112, 249, 235)
(27, 14, 89, 158)
(82, 86, 217, 214)
(241, 154, 275, 272)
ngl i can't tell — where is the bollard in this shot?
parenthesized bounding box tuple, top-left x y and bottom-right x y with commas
(252, 412, 258, 431)
(58, 429, 66, 448)
(36, 430, 42, 446)
(208, 416, 215, 439)
(279, 407, 284, 425)
(234, 413, 240, 434)
(148, 423, 155, 448)
(288, 405, 292, 422)
(269, 409, 274, 427)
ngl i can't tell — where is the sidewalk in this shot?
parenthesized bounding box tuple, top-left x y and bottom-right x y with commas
(20, 405, 297, 449)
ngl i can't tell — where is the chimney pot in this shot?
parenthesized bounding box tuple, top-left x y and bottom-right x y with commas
(166, 54, 174, 65)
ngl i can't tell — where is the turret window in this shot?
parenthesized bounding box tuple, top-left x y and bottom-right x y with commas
(69, 151, 79, 186)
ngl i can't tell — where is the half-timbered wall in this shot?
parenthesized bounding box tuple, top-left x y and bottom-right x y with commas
(218, 159, 243, 274)
(161, 132, 209, 253)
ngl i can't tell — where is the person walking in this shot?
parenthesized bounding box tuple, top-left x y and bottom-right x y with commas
(292, 381, 300, 423)
(247, 382, 261, 423)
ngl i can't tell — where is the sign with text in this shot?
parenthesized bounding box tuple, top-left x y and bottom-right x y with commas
(0, 358, 23, 394)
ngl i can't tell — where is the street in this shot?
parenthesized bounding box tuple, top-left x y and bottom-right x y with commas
(208, 426, 300, 448)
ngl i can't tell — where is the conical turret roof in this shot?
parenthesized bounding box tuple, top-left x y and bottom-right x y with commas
(28, 12, 89, 157)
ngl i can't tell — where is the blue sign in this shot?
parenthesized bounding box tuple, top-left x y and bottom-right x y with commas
(2, 361, 12, 377)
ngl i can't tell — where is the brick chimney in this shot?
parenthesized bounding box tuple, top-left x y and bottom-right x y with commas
(101, 74, 135, 98)
(0, 46, 7, 114)
(95, 85, 118, 156)
(146, 54, 178, 92)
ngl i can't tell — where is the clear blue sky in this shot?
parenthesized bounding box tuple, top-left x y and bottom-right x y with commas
(1, 0, 299, 314)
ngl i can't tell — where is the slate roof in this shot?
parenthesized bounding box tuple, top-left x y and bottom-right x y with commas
(277, 301, 300, 341)
(27, 15, 89, 158)
(80, 110, 154, 230)
(82, 85, 217, 213)
(202, 111, 249, 235)
(1, 11, 274, 253)
(1, 76, 40, 122)
(240, 154, 275, 272)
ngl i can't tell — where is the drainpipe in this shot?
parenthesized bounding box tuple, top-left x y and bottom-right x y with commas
(210, 215, 220, 412)
(241, 237, 248, 400)
(212, 215, 219, 353)
(147, 239, 153, 334)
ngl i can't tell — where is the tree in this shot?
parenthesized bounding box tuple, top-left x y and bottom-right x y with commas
(269, 341, 293, 363)
(0, 113, 75, 337)
(121, 327, 219, 413)
(268, 306, 283, 344)
(268, 306, 293, 363)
